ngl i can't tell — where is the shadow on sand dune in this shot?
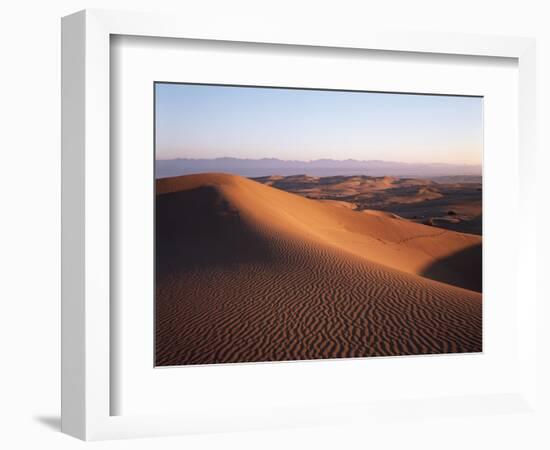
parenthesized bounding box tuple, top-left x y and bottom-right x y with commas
(421, 243, 482, 293)
(156, 185, 277, 277)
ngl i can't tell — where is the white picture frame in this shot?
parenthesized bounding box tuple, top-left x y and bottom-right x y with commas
(61, 9, 537, 441)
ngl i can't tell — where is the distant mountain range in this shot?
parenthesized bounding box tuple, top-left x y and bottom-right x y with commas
(155, 157, 482, 179)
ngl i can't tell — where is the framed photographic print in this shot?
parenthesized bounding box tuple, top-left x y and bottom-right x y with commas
(61, 9, 538, 441)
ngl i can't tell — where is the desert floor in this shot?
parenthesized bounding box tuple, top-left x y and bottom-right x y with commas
(155, 173, 482, 366)
(253, 174, 482, 235)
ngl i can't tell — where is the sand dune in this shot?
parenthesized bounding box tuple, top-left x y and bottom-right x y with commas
(156, 173, 482, 366)
(253, 174, 482, 235)
(386, 186, 443, 204)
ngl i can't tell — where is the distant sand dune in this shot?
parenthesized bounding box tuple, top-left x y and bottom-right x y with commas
(253, 174, 482, 235)
(156, 173, 482, 366)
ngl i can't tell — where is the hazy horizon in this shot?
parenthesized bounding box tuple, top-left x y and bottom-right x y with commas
(155, 157, 481, 179)
(155, 156, 481, 165)
(155, 83, 483, 166)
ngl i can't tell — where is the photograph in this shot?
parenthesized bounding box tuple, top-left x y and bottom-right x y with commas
(154, 82, 483, 367)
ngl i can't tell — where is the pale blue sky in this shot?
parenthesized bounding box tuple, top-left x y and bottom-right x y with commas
(155, 83, 482, 165)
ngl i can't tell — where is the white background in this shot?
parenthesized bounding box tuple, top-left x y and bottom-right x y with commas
(0, 1, 548, 449)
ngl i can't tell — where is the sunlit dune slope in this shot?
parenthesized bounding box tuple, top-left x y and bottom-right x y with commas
(157, 173, 481, 292)
(155, 173, 482, 366)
